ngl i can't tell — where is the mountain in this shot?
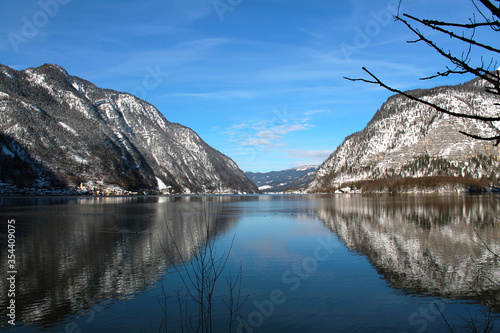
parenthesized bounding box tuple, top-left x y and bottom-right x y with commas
(245, 165, 317, 192)
(0, 64, 258, 195)
(308, 74, 500, 193)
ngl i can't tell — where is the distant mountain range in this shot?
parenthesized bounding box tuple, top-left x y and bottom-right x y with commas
(0, 64, 258, 195)
(307, 73, 500, 193)
(245, 165, 317, 193)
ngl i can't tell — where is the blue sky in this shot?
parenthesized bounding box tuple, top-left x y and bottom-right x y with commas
(1, 0, 498, 172)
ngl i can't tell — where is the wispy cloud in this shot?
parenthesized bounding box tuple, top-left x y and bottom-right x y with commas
(162, 89, 261, 99)
(241, 137, 286, 148)
(239, 122, 312, 149)
(225, 108, 315, 150)
(232, 123, 248, 130)
(286, 149, 332, 160)
(86, 38, 229, 82)
(304, 109, 331, 116)
(170, 0, 215, 22)
(224, 107, 335, 158)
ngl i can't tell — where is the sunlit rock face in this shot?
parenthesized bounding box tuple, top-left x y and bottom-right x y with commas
(316, 195, 500, 310)
(0, 196, 241, 328)
(0, 64, 258, 194)
(308, 73, 500, 192)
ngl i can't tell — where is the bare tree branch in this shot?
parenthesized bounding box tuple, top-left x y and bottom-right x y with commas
(420, 67, 469, 81)
(404, 14, 500, 54)
(395, 15, 499, 89)
(459, 131, 500, 145)
(477, 0, 500, 19)
(421, 20, 500, 28)
(344, 67, 500, 121)
(350, 0, 500, 146)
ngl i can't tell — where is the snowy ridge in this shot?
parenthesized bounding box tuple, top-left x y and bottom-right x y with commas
(0, 63, 258, 195)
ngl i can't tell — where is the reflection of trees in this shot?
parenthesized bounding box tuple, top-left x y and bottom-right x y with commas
(316, 195, 500, 310)
(0, 196, 241, 329)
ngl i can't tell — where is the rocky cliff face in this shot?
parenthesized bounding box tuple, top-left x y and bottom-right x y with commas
(0, 64, 258, 194)
(308, 74, 500, 192)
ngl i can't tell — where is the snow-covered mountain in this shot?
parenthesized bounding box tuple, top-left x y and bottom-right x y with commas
(245, 165, 317, 192)
(0, 64, 258, 195)
(308, 74, 500, 193)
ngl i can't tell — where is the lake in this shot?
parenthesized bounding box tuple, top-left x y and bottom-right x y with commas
(0, 194, 499, 332)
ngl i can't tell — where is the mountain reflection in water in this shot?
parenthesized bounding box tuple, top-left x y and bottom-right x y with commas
(0, 196, 241, 330)
(316, 195, 500, 310)
(1, 194, 500, 332)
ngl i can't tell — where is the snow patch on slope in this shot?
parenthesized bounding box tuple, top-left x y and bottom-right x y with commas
(58, 122, 78, 136)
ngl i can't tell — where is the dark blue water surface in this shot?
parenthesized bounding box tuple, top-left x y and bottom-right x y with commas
(0, 194, 499, 332)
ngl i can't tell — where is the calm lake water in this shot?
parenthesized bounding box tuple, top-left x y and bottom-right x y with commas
(0, 194, 499, 332)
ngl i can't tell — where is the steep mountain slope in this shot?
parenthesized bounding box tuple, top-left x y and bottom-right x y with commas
(0, 64, 258, 195)
(245, 165, 317, 192)
(308, 74, 500, 192)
